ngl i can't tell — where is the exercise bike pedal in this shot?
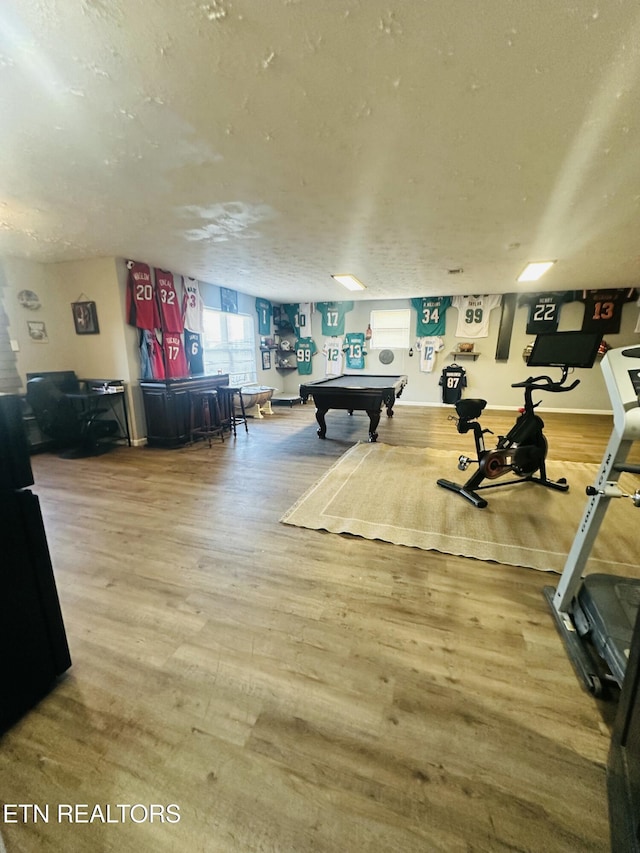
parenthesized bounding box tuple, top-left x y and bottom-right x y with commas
(458, 455, 473, 471)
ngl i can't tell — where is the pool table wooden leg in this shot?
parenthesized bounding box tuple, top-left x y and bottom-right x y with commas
(315, 408, 328, 439)
(366, 409, 381, 442)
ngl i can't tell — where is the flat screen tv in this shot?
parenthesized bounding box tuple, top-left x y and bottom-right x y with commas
(527, 332, 602, 369)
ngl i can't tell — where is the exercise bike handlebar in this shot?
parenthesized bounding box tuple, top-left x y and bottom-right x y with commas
(511, 367, 580, 394)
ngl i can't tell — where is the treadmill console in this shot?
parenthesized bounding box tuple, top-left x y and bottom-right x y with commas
(601, 348, 640, 438)
(621, 347, 640, 396)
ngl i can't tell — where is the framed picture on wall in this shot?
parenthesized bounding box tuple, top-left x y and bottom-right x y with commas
(27, 321, 48, 343)
(220, 287, 238, 314)
(261, 350, 272, 370)
(72, 301, 100, 335)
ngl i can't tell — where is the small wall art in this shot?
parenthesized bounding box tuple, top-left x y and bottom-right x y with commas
(27, 321, 48, 343)
(220, 287, 238, 314)
(72, 301, 100, 335)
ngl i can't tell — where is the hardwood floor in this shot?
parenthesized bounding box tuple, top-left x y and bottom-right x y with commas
(1, 401, 632, 852)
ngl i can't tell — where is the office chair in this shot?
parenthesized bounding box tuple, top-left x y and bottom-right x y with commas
(26, 377, 118, 458)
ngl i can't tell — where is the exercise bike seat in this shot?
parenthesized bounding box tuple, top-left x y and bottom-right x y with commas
(455, 399, 487, 420)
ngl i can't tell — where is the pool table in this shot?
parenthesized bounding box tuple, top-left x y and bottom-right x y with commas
(299, 374, 408, 441)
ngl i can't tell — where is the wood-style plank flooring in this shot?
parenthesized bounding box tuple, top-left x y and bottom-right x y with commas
(1, 400, 633, 853)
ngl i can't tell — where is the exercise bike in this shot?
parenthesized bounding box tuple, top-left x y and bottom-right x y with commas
(436, 332, 602, 509)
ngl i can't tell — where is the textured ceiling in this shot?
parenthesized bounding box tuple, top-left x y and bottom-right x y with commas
(1, 1, 639, 303)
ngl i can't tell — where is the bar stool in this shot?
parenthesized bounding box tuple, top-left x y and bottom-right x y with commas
(219, 386, 249, 437)
(189, 390, 225, 446)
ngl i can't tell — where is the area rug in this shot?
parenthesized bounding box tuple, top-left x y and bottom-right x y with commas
(280, 442, 640, 574)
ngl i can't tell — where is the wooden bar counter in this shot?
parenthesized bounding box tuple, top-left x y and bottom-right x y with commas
(140, 374, 229, 447)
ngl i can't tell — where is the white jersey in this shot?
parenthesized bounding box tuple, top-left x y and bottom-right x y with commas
(182, 277, 204, 333)
(322, 336, 344, 375)
(417, 336, 444, 373)
(452, 294, 501, 338)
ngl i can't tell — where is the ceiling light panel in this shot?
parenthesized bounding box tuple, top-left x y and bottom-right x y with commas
(517, 261, 556, 282)
(331, 274, 366, 291)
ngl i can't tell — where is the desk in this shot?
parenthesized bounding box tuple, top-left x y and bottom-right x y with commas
(299, 374, 408, 441)
(68, 380, 131, 446)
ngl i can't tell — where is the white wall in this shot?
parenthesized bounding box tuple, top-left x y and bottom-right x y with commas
(3, 256, 149, 442)
(3, 257, 129, 383)
(270, 295, 640, 412)
(4, 261, 639, 430)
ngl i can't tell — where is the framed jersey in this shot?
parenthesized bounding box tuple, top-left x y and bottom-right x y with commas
(295, 337, 317, 375)
(452, 294, 501, 338)
(182, 278, 204, 333)
(439, 364, 467, 404)
(322, 337, 344, 376)
(579, 288, 636, 334)
(316, 301, 354, 336)
(155, 269, 183, 333)
(417, 336, 444, 373)
(184, 330, 204, 376)
(139, 329, 165, 380)
(411, 297, 451, 337)
(126, 261, 160, 330)
(162, 332, 189, 379)
(343, 332, 367, 370)
(255, 298, 272, 336)
(518, 291, 573, 334)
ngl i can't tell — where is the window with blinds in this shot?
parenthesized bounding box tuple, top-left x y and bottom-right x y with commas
(368, 308, 411, 349)
(202, 309, 257, 385)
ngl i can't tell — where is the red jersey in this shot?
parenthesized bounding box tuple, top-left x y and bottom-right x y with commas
(126, 261, 160, 330)
(162, 332, 189, 378)
(155, 269, 183, 333)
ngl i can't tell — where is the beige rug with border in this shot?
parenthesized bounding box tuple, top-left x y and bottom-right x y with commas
(280, 442, 640, 574)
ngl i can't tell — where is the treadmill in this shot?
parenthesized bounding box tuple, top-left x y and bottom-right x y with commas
(545, 345, 640, 697)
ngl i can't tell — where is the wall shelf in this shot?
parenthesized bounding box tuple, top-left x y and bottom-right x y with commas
(449, 351, 480, 360)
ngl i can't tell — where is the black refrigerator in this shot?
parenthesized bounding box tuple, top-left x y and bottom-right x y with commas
(0, 394, 71, 734)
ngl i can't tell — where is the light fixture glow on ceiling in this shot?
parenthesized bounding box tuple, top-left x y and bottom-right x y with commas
(517, 261, 556, 282)
(331, 274, 366, 291)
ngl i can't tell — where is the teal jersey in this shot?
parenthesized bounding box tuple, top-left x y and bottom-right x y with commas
(411, 296, 451, 337)
(255, 298, 272, 335)
(316, 301, 354, 336)
(343, 332, 367, 370)
(282, 303, 299, 331)
(295, 337, 317, 375)
(282, 302, 312, 336)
